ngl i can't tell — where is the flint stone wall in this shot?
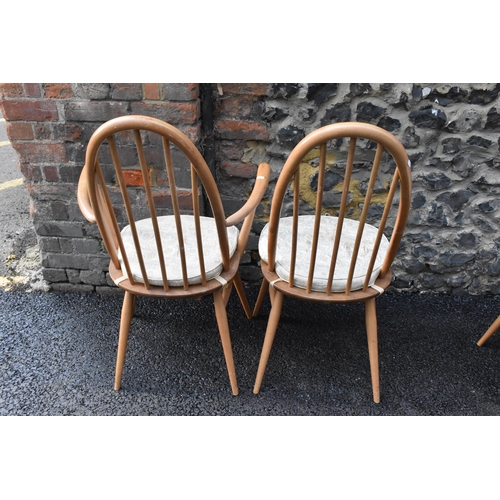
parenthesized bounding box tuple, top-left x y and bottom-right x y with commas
(1, 83, 500, 295)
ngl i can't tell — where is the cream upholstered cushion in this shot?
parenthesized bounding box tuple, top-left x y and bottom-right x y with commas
(118, 215, 239, 287)
(259, 215, 389, 293)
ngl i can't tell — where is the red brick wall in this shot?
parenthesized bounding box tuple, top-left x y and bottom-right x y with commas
(0, 83, 205, 292)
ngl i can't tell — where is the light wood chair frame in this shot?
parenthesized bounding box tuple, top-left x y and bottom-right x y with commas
(477, 315, 500, 346)
(78, 115, 270, 396)
(252, 122, 412, 403)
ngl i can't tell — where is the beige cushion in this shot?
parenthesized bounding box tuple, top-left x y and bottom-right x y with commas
(259, 215, 388, 292)
(119, 215, 239, 287)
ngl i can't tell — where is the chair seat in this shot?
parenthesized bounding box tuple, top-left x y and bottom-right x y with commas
(258, 215, 389, 292)
(119, 215, 239, 287)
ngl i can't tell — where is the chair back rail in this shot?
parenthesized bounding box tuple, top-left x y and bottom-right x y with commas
(268, 122, 411, 296)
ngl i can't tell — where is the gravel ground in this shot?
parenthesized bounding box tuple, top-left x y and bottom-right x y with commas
(1, 285, 499, 416)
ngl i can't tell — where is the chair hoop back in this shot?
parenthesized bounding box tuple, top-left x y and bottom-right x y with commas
(80, 115, 231, 292)
(265, 122, 412, 296)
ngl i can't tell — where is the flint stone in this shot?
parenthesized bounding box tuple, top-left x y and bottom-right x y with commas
(262, 107, 288, 122)
(425, 86, 468, 107)
(306, 84, 339, 106)
(467, 135, 493, 148)
(320, 103, 351, 125)
(423, 172, 452, 191)
(276, 126, 305, 148)
(269, 83, 301, 99)
(467, 84, 500, 105)
(310, 170, 343, 191)
(456, 232, 477, 248)
(442, 138, 462, 154)
(412, 192, 426, 209)
(356, 102, 386, 123)
(402, 126, 420, 148)
(377, 116, 401, 132)
(348, 83, 373, 97)
(435, 190, 476, 211)
(439, 251, 475, 267)
(409, 108, 447, 129)
(485, 108, 500, 130)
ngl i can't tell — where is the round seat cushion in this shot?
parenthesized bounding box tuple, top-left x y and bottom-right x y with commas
(259, 215, 389, 293)
(119, 215, 239, 287)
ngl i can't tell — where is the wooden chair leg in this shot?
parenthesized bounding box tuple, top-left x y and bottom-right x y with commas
(114, 291, 136, 390)
(213, 289, 239, 396)
(253, 290, 284, 394)
(365, 298, 380, 403)
(477, 314, 500, 346)
(252, 278, 269, 317)
(222, 282, 233, 306)
(233, 270, 252, 319)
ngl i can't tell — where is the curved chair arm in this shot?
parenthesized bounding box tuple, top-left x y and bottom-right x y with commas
(225, 162, 270, 227)
(77, 168, 96, 224)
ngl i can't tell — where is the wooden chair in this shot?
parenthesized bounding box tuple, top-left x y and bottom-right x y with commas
(77, 115, 270, 395)
(252, 122, 412, 403)
(477, 316, 500, 346)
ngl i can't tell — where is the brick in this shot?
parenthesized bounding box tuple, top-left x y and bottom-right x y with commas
(39, 237, 61, 253)
(59, 165, 83, 183)
(152, 188, 193, 210)
(131, 101, 199, 125)
(52, 123, 85, 142)
(122, 169, 150, 187)
(35, 221, 84, 238)
(221, 160, 257, 179)
(216, 95, 254, 119)
(6, 122, 34, 140)
(24, 83, 41, 97)
(18, 164, 43, 182)
(111, 83, 142, 100)
(51, 201, 69, 220)
(144, 83, 160, 100)
(43, 166, 59, 182)
(215, 119, 269, 140)
(64, 101, 129, 121)
(34, 123, 52, 140)
(42, 252, 89, 270)
(1, 100, 58, 121)
(12, 142, 66, 164)
(74, 84, 110, 99)
(42, 268, 67, 282)
(161, 83, 199, 101)
(80, 269, 106, 286)
(43, 83, 74, 99)
(219, 84, 269, 96)
(0, 83, 24, 98)
(73, 238, 101, 254)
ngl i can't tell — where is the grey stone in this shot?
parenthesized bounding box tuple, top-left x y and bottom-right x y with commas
(439, 251, 475, 267)
(422, 173, 452, 191)
(435, 190, 476, 211)
(276, 126, 305, 149)
(467, 84, 500, 105)
(467, 135, 493, 149)
(320, 103, 351, 125)
(442, 138, 462, 154)
(270, 83, 301, 100)
(456, 232, 477, 249)
(485, 107, 500, 130)
(356, 102, 386, 123)
(409, 108, 447, 129)
(310, 170, 343, 191)
(306, 84, 338, 106)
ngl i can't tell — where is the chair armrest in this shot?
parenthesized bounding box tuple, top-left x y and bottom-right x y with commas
(225, 162, 270, 226)
(77, 169, 97, 224)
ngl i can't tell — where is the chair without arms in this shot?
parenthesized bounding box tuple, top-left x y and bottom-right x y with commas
(252, 122, 412, 403)
(77, 115, 270, 395)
